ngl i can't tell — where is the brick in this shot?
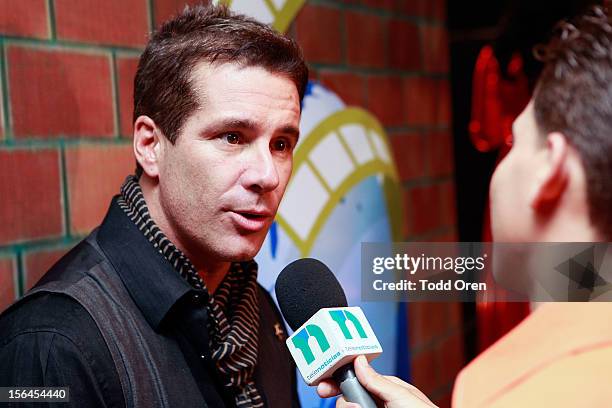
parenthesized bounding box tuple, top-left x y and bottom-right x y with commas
(0, 257, 16, 313)
(117, 55, 140, 137)
(296, 5, 342, 64)
(390, 133, 425, 181)
(397, 0, 445, 19)
(0, 0, 49, 39)
(345, 11, 386, 68)
(362, 0, 394, 10)
(401, 190, 412, 239)
(437, 79, 452, 126)
(434, 392, 452, 408)
(421, 24, 449, 74)
(402, 190, 414, 237)
(437, 332, 465, 385)
(0, 149, 63, 244)
(388, 19, 421, 70)
(409, 184, 442, 234)
(0, 78, 4, 139)
(410, 347, 438, 395)
(65, 144, 135, 235)
(439, 181, 456, 228)
(430, 229, 458, 242)
(396, 0, 429, 17)
(24, 247, 68, 291)
(7, 46, 115, 138)
(404, 76, 437, 126)
(153, 0, 207, 27)
(367, 75, 404, 127)
(308, 67, 319, 83)
(408, 302, 449, 348)
(427, 132, 453, 177)
(447, 302, 463, 332)
(319, 71, 365, 106)
(55, 0, 149, 47)
(431, 0, 447, 21)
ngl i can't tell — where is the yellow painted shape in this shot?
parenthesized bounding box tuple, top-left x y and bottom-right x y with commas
(221, 0, 306, 33)
(277, 108, 404, 256)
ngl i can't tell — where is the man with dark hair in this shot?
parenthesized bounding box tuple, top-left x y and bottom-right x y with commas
(318, 5, 612, 407)
(0, 5, 306, 407)
(489, 6, 612, 243)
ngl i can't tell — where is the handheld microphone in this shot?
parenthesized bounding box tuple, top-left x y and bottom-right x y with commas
(275, 258, 382, 408)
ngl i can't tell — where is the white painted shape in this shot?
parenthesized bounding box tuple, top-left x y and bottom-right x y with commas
(298, 82, 345, 150)
(340, 124, 375, 165)
(270, 0, 287, 10)
(309, 133, 354, 190)
(278, 165, 328, 240)
(369, 130, 391, 163)
(229, 0, 275, 25)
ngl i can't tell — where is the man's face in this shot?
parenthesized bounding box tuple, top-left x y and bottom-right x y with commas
(156, 63, 300, 264)
(490, 101, 544, 242)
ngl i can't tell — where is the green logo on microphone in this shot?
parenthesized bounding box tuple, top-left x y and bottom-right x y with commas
(329, 310, 368, 340)
(291, 310, 368, 365)
(292, 324, 330, 364)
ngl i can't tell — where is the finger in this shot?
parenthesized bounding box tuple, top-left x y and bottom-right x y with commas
(383, 375, 433, 404)
(385, 375, 410, 387)
(353, 355, 418, 403)
(384, 376, 431, 402)
(353, 355, 399, 401)
(336, 395, 361, 408)
(317, 379, 341, 398)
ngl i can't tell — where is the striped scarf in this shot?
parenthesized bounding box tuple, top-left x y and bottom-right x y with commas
(118, 175, 264, 408)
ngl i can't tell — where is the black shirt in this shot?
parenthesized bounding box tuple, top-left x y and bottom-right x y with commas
(0, 198, 299, 407)
(0, 293, 126, 407)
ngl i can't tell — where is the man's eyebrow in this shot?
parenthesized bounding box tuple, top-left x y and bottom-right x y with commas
(208, 118, 259, 132)
(280, 125, 300, 141)
(205, 119, 300, 140)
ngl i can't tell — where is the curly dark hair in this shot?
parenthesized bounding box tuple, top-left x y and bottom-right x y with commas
(533, 5, 612, 239)
(133, 4, 308, 152)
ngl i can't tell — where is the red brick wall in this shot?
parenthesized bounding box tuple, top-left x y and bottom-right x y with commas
(0, 0, 161, 308)
(0, 1, 460, 406)
(291, 1, 460, 405)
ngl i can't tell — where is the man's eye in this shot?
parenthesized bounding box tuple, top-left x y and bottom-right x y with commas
(222, 133, 241, 144)
(272, 138, 291, 152)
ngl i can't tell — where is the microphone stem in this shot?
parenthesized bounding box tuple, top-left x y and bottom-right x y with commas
(332, 363, 377, 408)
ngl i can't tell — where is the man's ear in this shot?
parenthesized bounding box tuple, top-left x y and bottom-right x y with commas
(133, 115, 161, 178)
(531, 132, 569, 211)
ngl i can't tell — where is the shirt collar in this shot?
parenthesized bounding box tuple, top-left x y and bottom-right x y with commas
(97, 196, 208, 331)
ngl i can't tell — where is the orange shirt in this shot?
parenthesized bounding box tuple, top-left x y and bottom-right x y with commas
(453, 303, 612, 407)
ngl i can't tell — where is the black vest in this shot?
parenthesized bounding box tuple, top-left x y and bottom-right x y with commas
(17, 200, 298, 408)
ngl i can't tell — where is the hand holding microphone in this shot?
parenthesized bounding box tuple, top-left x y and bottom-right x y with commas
(275, 258, 379, 407)
(275, 258, 437, 408)
(318, 355, 438, 408)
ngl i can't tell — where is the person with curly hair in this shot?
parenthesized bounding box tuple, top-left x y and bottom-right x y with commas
(318, 5, 612, 407)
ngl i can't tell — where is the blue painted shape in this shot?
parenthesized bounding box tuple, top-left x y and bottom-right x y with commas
(301, 81, 315, 109)
(270, 221, 278, 259)
(395, 303, 411, 382)
(319, 397, 338, 408)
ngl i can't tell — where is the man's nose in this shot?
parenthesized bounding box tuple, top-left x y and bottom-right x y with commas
(242, 142, 280, 193)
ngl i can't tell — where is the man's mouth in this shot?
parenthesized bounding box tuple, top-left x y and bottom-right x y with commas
(229, 210, 273, 232)
(238, 212, 267, 220)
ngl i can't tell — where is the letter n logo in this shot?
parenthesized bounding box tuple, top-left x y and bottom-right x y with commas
(291, 324, 330, 365)
(329, 310, 367, 340)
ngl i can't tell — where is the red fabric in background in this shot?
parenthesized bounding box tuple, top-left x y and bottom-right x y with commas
(470, 45, 531, 352)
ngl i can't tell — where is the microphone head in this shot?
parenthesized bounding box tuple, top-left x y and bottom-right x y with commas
(275, 258, 348, 331)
